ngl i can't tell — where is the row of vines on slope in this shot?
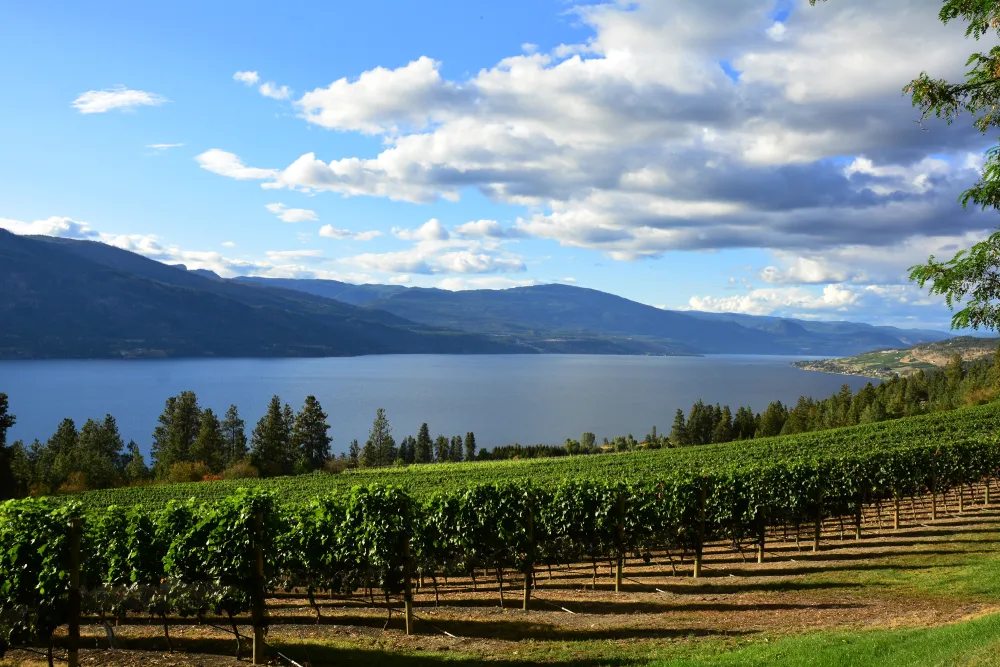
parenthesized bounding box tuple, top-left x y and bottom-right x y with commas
(3, 431, 1000, 662)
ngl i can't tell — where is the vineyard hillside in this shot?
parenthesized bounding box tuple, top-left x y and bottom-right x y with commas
(71, 401, 1000, 510)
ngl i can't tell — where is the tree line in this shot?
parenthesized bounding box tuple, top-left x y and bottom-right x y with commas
(1, 348, 998, 499)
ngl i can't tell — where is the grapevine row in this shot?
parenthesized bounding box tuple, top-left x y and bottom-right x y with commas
(3, 422, 999, 662)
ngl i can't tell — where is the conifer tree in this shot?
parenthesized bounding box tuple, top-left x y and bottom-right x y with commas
(348, 439, 360, 467)
(464, 431, 477, 461)
(711, 406, 734, 443)
(398, 435, 416, 464)
(449, 435, 463, 462)
(0, 394, 17, 500)
(151, 391, 202, 475)
(669, 409, 688, 446)
(191, 408, 226, 472)
(123, 440, 151, 483)
(251, 395, 291, 476)
(220, 404, 248, 466)
(292, 395, 332, 472)
(434, 435, 449, 463)
(0, 393, 14, 450)
(361, 408, 395, 468)
(756, 401, 788, 438)
(415, 423, 433, 464)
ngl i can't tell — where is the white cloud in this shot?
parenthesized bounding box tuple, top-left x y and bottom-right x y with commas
(259, 82, 292, 100)
(689, 284, 863, 316)
(318, 225, 382, 241)
(233, 71, 260, 86)
(393, 218, 449, 241)
(0, 216, 100, 238)
(265, 202, 319, 223)
(437, 276, 537, 290)
(196, 149, 278, 180)
(455, 219, 527, 239)
(146, 143, 184, 152)
(221, 241, 236, 247)
(765, 22, 786, 41)
(387, 274, 412, 284)
(72, 86, 167, 114)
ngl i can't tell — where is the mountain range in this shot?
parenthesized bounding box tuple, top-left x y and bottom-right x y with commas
(0, 230, 950, 360)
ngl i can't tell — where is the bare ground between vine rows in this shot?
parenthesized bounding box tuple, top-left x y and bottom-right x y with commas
(6, 488, 1000, 666)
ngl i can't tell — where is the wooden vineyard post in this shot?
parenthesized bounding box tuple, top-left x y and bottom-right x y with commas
(404, 536, 414, 634)
(693, 480, 706, 579)
(854, 493, 862, 541)
(959, 486, 965, 513)
(252, 510, 265, 665)
(756, 513, 765, 564)
(813, 476, 823, 552)
(615, 493, 625, 592)
(987, 479, 992, 506)
(68, 517, 82, 667)
(523, 497, 535, 611)
(893, 494, 901, 531)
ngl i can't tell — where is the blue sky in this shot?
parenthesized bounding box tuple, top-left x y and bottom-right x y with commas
(1, 0, 996, 330)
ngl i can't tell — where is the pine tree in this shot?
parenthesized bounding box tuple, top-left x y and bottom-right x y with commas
(348, 439, 360, 467)
(220, 404, 248, 466)
(0, 393, 17, 500)
(251, 395, 291, 477)
(711, 406, 734, 443)
(191, 408, 226, 472)
(292, 395, 332, 472)
(361, 408, 395, 468)
(398, 436, 416, 464)
(150, 392, 202, 475)
(415, 423, 432, 464)
(464, 432, 477, 461)
(434, 435, 449, 463)
(449, 435, 463, 462)
(123, 440, 151, 483)
(756, 401, 788, 438)
(669, 409, 688, 446)
(733, 406, 757, 440)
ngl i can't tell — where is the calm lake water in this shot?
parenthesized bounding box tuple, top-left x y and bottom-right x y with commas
(0, 355, 872, 456)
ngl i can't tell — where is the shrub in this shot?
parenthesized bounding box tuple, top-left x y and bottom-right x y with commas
(167, 461, 212, 484)
(323, 458, 350, 475)
(57, 471, 88, 494)
(222, 461, 259, 480)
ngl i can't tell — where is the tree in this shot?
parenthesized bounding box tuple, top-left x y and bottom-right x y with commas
(190, 408, 226, 472)
(580, 432, 596, 453)
(123, 440, 151, 483)
(398, 435, 416, 464)
(711, 406, 734, 444)
(464, 431, 478, 461)
(449, 435, 464, 462)
(74, 415, 125, 489)
(220, 405, 248, 466)
(415, 423, 433, 464)
(151, 392, 202, 475)
(0, 394, 17, 500)
(360, 408, 396, 468)
(756, 401, 788, 438)
(251, 395, 291, 476)
(292, 395, 332, 472)
(348, 439, 360, 467)
(669, 409, 689, 446)
(881, 1, 1000, 330)
(434, 435, 450, 463)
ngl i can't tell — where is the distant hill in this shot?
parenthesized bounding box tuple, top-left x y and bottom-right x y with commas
(0, 230, 521, 359)
(793, 336, 999, 378)
(237, 277, 951, 356)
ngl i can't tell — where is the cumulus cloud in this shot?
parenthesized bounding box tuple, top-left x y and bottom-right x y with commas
(265, 202, 318, 223)
(197, 0, 998, 306)
(0, 216, 101, 238)
(259, 82, 292, 100)
(264, 249, 324, 262)
(233, 71, 260, 86)
(318, 225, 382, 241)
(393, 218, 449, 241)
(72, 86, 167, 114)
(437, 276, 537, 290)
(196, 149, 278, 180)
(146, 143, 184, 153)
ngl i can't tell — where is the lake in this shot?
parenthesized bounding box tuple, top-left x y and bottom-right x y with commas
(0, 355, 873, 456)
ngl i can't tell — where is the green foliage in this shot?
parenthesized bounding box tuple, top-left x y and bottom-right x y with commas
(190, 408, 226, 473)
(251, 395, 292, 477)
(291, 395, 332, 473)
(360, 408, 396, 468)
(151, 392, 202, 476)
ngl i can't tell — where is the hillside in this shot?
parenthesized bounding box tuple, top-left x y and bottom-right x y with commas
(793, 335, 1000, 378)
(0, 230, 520, 359)
(238, 277, 951, 356)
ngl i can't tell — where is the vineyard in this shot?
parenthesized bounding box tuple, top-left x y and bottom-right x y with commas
(70, 401, 1000, 509)
(3, 402, 1000, 665)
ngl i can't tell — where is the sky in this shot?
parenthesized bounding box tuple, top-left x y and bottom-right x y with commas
(1, 0, 997, 330)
